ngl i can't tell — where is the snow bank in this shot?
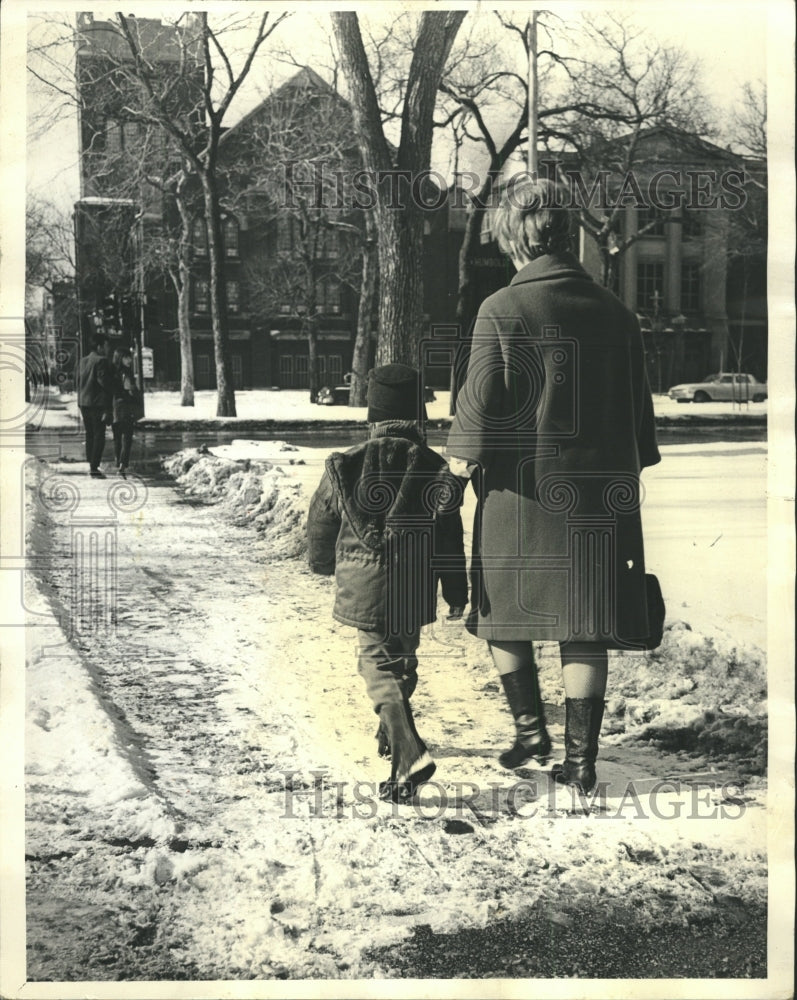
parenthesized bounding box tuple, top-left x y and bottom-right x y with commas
(162, 446, 308, 560)
(608, 621, 766, 773)
(530, 618, 767, 774)
(162, 446, 768, 772)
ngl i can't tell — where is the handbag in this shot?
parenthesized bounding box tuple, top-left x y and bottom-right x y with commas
(642, 573, 666, 650)
(607, 573, 666, 651)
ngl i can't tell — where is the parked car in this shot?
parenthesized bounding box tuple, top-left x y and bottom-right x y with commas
(316, 383, 351, 406)
(316, 379, 437, 407)
(667, 372, 768, 403)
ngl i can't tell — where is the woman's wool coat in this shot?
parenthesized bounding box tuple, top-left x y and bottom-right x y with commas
(307, 425, 468, 634)
(446, 252, 661, 645)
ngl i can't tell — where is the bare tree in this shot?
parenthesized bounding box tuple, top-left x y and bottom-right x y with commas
(724, 81, 767, 386)
(732, 80, 767, 161)
(221, 69, 365, 402)
(331, 11, 466, 367)
(29, 11, 290, 416)
(136, 166, 200, 406)
(540, 14, 715, 288)
(80, 114, 202, 405)
(26, 197, 76, 296)
(25, 197, 79, 386)
(110, 11, 290, 416)
(347, 208, 377, 406)
(436, 11, 574, 406)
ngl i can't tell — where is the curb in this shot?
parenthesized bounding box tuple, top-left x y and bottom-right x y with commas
(137, 415, 766, 433)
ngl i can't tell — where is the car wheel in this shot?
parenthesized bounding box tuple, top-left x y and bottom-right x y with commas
(693, 391, 711, 403)
(752, 394, 766, 403)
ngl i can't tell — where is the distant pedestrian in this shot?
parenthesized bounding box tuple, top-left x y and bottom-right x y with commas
(111, 348, 143, 478)
(77, 334, 113, 479)
(307, 364, 468, 803)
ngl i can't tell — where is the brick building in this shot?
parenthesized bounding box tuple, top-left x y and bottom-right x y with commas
(68, 16, 766, 394)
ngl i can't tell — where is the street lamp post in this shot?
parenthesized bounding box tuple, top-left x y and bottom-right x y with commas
(651, 289, 664, 393)
(132, 210, 146, 417)
(526, 13, 538, 175)
(671, 312, 687, 386)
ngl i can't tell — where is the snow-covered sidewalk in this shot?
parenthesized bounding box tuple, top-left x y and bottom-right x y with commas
(22, 447, 772, 986)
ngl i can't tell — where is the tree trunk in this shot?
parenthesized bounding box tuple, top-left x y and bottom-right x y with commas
(349, 211, 376, 407)
(177, 269, 194, 406)
(450, 198, 489, 413)
(305, 311, 320, 403)
(331, 11, 464, 369)
(375, 203, 424, 366)
(174, 181, 195, 406)
(600, 244, 616, 289)
(200, 168, 236, 417)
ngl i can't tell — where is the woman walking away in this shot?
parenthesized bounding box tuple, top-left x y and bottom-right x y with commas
(112, 348, 143, 478)
(446, 177, 660, 793)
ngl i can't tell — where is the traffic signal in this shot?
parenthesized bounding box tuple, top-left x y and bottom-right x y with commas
(101, 293, 118, 329)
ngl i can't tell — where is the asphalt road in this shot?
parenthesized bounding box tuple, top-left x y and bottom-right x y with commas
(25, 427, 768, 651)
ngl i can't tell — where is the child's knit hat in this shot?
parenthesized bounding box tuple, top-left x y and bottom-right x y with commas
(367, 364, 425, 423)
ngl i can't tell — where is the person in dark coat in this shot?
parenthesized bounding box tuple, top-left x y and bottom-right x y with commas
(307, 364, 468, 803)
(111, 348, 142, 478)
(77, 333, 113, 479)
(446, 177, 661, 793)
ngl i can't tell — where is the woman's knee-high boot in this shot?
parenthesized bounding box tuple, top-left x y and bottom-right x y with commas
(551, 697, 606, 792)
(498, 666, 552, 769)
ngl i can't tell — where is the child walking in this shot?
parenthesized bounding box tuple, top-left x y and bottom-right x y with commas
(307, 364, 468, 803)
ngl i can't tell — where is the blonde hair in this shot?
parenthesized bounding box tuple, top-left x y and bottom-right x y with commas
(494, 176, 571, 261)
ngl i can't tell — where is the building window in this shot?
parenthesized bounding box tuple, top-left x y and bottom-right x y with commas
(146, 127, 164, 158)
(278, 218, 295, 253)
(328, 354, 342, 380)
(227, 280, 240, 314)
(681, 263, 701, 312)
(316, 279, 341, 314)
(106, 122, 121, 155)
(315, 226, 339, 259)
(121, 121, 140, 149)
(223, 218, 239, 257)
(637, 205, 666, 238)
(231, 354, 243, 389)
(682, 208, 703, 241)
(192, 217, 208, 256)
(194, 279, 209, 313)
(196, 354, 210, 387)
(279, 354, 294, 388)
(636, 260, 664, 312)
